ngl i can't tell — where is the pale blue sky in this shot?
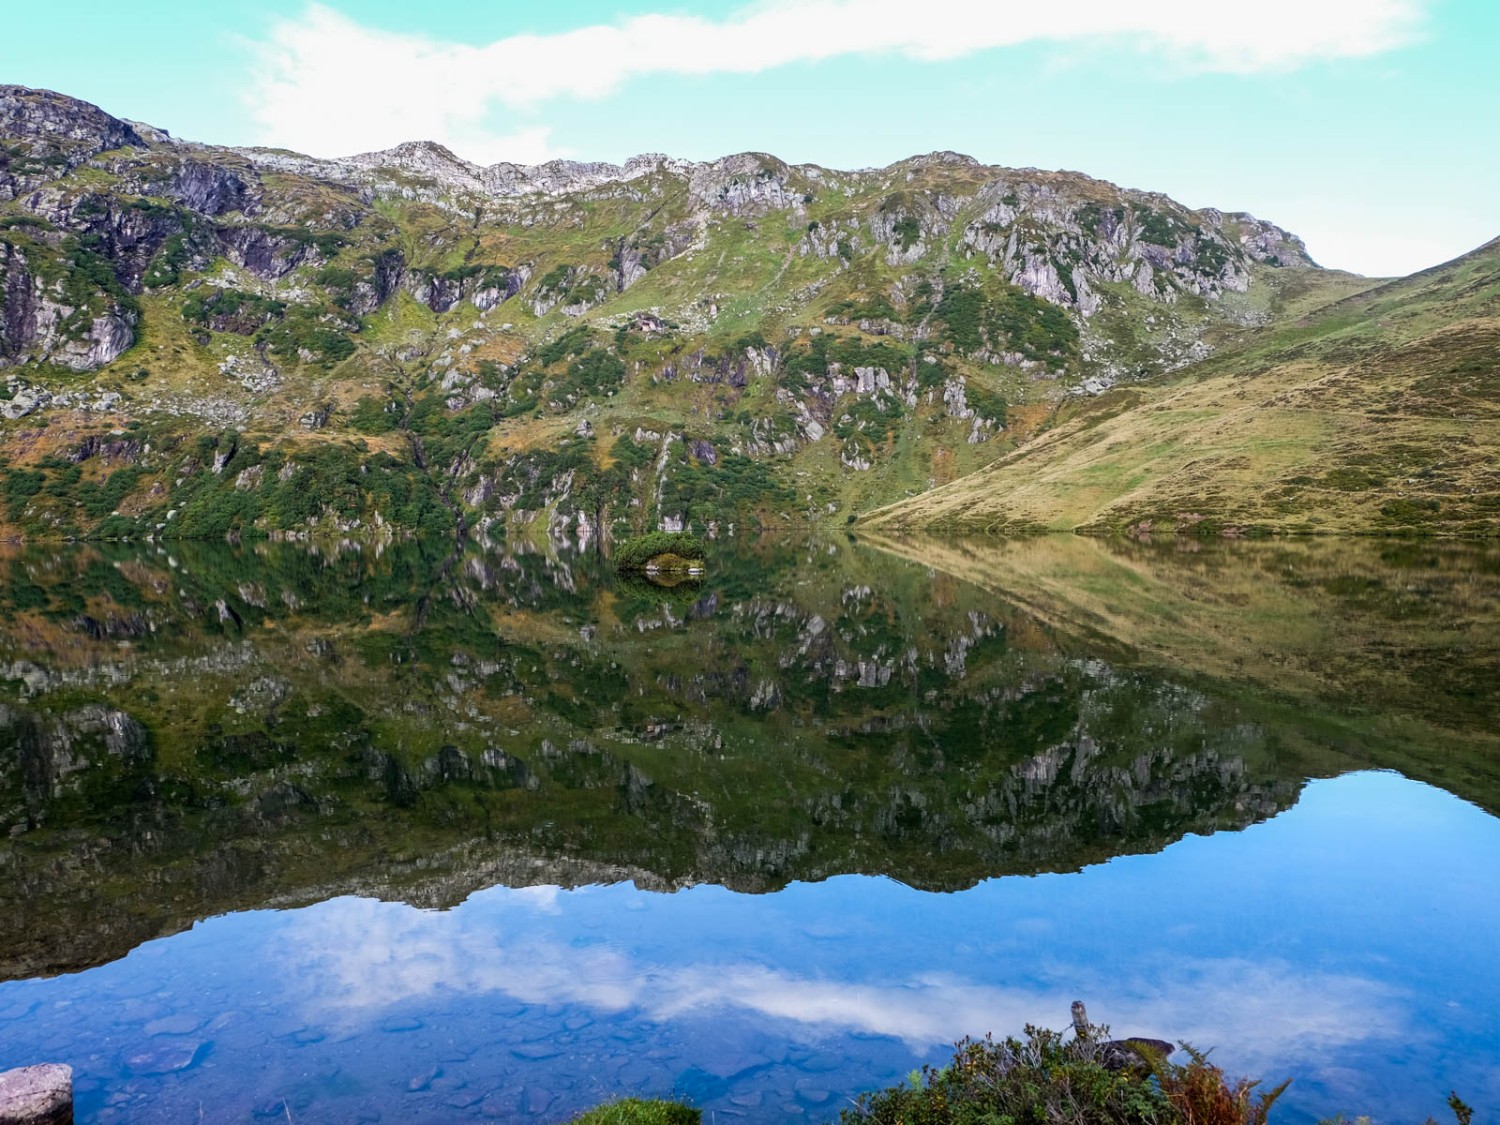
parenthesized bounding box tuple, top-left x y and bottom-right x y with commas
(2, 0, 1495, 277)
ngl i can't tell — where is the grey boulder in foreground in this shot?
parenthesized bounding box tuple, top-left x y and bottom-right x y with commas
(0, 1065, 72, 1125)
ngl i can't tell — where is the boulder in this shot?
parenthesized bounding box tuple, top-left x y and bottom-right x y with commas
(0, 1064, 72, 1125)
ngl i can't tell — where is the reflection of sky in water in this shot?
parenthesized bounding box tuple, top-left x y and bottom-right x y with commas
(2, 771, 1498, 1123)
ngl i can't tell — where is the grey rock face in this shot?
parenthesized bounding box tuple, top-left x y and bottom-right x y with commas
(0, 702, 152, 830)
(218, 225, 319, 280)
(952, 181, 1312, 314)
(663, 343, 765, 389)
(409, 271, 465, 313)
(0, 1062, 73, 1125)
(688, 153, 806, 217)
(0, 241, 137, 371)
(405, 264, 524, 314)
(0, 242, 39, 363)
(867, 194, 949, 266)
(0, 84, 143, 199)
(0, 87, 142, 154)
(349, 139, 481, 189)
(170, 159, 258, 216)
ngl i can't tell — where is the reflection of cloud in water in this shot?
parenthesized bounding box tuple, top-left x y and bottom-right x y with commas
(1093, 959, 1406, 1074)
(282, 895, 1403, 1066)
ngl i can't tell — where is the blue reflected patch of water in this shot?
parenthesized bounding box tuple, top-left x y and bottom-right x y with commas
(2, 771, 1498, 1122)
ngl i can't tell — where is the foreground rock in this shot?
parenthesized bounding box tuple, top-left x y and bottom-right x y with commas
(0, 1065, 72, 1125)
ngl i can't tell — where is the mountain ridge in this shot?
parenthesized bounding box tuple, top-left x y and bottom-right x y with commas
(44, 87, 1307, 246)
(0, 83, 1423, 545)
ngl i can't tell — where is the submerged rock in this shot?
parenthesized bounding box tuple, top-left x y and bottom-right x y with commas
(123, 1041, 205, 1075)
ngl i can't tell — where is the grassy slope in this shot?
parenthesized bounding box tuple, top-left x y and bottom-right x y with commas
(863, 239, 1500, 537)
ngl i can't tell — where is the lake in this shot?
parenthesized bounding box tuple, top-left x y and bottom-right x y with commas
(2, 532, 1498, 1123)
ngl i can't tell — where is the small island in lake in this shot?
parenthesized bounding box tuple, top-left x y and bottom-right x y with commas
(612, 532, 707, 577)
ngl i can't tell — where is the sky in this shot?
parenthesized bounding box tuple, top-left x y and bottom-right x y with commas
(2, 0, 1496, 277)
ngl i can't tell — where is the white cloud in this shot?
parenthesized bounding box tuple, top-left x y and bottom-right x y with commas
(280, 894, 1405, 1070)
(244, 0, 1427, 162)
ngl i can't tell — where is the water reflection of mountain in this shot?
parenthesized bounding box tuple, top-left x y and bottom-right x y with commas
(863, 532, 1500, 813)
(1, 534, 1490, 980)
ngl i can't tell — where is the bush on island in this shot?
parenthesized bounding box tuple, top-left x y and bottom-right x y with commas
(613, 532, 707, 573)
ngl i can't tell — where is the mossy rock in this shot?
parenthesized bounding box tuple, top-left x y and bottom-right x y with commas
(643, 551, 700, 573)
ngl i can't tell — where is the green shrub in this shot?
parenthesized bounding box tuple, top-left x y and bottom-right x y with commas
(834, 396, 904, 444)
(350, 396, 401, 435)
(1133, 205, 1186, 248)
(567, 1099, 700, 1125)
(181, 288, 286, 334)
(143, 231, 196, 289)
(3, 469, 45, 519)
(935, 280, 1079, 365)
(965, 381, 1008, 427)
(1078, 203, 1125, 238)
(76, 467, 144, 519)
(783, 335, 913, 390)
(827, 294, 899, 322)
(534, 263, 574, 294)
(614, 532, 706, 571)
(559, 348, 626, 399)
(537, 325, 593, 366)
(658, 453, 795, 526)
(257, 305, 357, 365)
(843, 1026, 1289, 1125)
(313, 265, 359, 291)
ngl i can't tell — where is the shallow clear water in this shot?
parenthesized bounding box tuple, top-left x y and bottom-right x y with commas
(2, 535, 1498, 1122)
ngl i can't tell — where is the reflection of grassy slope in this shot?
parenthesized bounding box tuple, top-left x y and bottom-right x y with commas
(865, 239, 1500, 537)
(862, 531, 1500, 810)
(0, 537, 1336, 977)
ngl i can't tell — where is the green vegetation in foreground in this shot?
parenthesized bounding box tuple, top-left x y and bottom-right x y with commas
(567, 1099, 699, 1125)
(613, 531, 707, 572)
(843, 1023, 1288, 1125)
(558, 1027, 1477, 1125)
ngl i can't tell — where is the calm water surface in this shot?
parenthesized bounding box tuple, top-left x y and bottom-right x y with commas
(1, 534, 1497, 1122)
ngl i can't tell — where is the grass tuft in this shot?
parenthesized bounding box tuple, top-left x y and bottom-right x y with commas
(567, 1098, 701, 1125)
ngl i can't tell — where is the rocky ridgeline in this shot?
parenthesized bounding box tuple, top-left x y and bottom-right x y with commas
(0, 83, 1313, 377)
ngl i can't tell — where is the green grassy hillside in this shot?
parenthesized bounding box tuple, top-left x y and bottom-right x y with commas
(864, 239, 1500, 537)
